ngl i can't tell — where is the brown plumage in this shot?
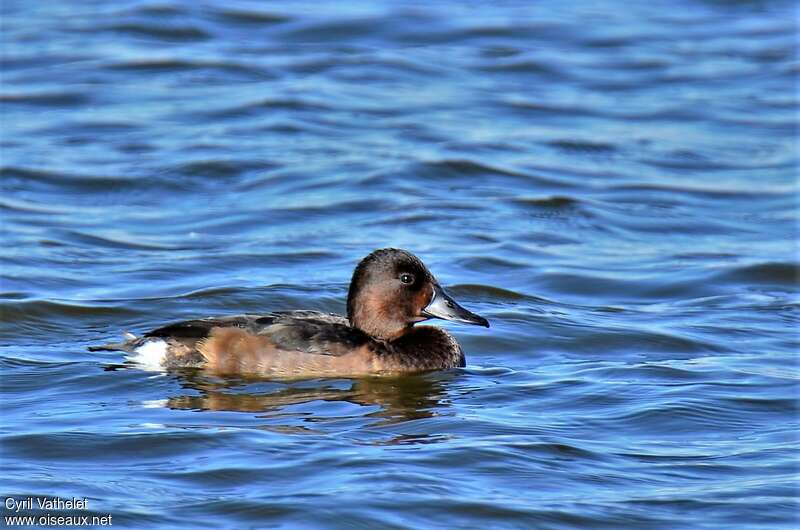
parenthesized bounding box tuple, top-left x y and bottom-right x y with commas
(89, 248, 489, 377)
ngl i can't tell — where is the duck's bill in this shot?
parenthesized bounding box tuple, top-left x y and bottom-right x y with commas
(421, 284, 490, 327)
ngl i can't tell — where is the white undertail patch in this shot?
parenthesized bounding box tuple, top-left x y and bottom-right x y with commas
(128, 340, 167, 372)
(141, 400, 168, 409)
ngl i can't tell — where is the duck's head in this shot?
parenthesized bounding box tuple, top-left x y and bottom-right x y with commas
(346, 248, 489, 341)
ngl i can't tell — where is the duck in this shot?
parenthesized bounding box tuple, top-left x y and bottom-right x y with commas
(89, 248, 489, 377)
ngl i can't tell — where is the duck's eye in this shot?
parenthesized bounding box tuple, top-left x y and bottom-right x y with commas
(399, 273, 415, 285)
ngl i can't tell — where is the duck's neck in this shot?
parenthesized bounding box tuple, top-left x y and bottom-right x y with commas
(348, 309, 409, 342)
(381, 326, 465, 370)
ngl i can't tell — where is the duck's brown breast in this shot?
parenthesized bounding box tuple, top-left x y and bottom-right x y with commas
(184, 325, 463, 377)
(196, 327, 383, 377)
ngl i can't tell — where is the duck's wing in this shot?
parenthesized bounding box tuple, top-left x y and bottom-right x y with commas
(145, 313, 281, 338)
(145, 311, 367, 356)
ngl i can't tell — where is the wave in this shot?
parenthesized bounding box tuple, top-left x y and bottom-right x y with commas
(711, 262, 799, 286)
(0, 92, 91, 107)
(106, 58, 271, 80)
(0, 166, 141, 191)
(101, 23, 211, 42)
(0, 300, 138, 323)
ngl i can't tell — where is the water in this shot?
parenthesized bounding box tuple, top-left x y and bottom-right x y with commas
(1, 1, 798, 528)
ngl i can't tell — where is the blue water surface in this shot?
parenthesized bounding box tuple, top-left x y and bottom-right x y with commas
(1, 1, 798, 529)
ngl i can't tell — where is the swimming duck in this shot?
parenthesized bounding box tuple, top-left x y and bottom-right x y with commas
(90, 248, 489, 376)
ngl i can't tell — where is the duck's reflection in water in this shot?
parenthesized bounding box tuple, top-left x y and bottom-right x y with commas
(162, 369, 459, 443)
